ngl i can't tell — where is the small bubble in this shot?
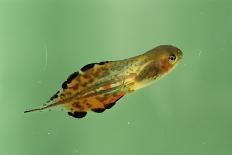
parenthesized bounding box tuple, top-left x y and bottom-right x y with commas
(74, 148, 79, 153)
(198, 50, 202, 56)
(199, 11, 205, 15)
(47, 132, 51, 135)
(37, 80, 42, 84)
(202, 142, 206, 145)
(127, 121, 131, 125)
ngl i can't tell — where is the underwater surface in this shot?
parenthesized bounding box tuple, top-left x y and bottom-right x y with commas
(0, 0, 232, 155)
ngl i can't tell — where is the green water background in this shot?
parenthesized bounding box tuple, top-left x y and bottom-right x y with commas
(0, 0, 232, 155)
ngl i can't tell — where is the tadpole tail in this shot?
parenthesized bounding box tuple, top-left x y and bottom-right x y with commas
(24, 101, 62, 113)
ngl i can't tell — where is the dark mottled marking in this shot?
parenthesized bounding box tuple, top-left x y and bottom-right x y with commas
(81, 61, 109, 72)
(68, 111, 87, 118)
(105, 95, 124, 109)
(99, 70, 110, 77)
(110, 61, 126, 71)
(67, 71, 79, 83)
(99, 61, 109, 65)
(73, 102, 82, 109)
(81, 63, 97, 71)
(72, 101, 80, 106)
(50, 91, 60, 101)
(82, 82, 87, 87)
(62, 81, 68, 89)
(86, 103, 91, 108)
(50, 94, 58, 100)
(92, 108, 106, 113)
(83, 74, 89, 79)
(105, 102, 116, 109)
(96, 96, 106, 102)
(61, 71, 79, 90)
(113, 92, 120, 97)
(89, 78, 94, 83)
(114, 95, 124, 102)
(135, 63, 158, 81)
(72, 84, 79, 90)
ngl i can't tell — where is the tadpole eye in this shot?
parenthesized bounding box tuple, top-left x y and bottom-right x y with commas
(169, 54, 176, 62)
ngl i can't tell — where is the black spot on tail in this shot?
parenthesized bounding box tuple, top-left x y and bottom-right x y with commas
(81, 61, 110, 72)
(105, 95, 124, 109)
(67, 72, 79, 83)
(92, 108, 106, 113)
(81, 63, 97, 71)
(62, 71, 79, 89)
(50, 91, 60, 101)
(99, 61, 109, 65)
(68, 111, 87, 118)
(105, 102, 116, 109)
(62, 81, 68, 89)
